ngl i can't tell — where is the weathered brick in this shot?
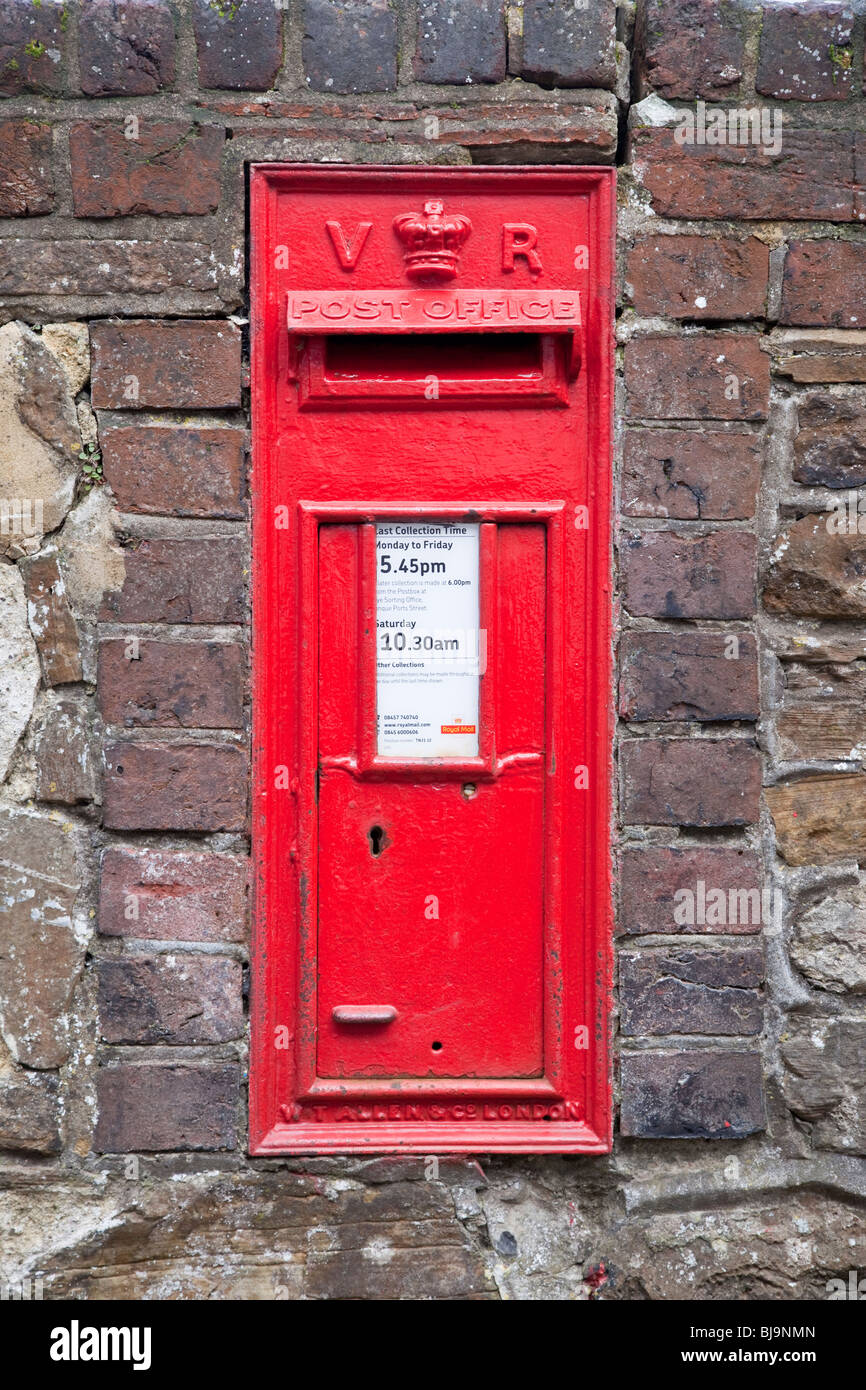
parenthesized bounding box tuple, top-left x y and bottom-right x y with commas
(0, 0, 66, 96)
(757, 3, 853, 102)
(99, 538, 245, 624)
(776, 334, 866, 385)
(90, 321, 241, 410)
(103, 741, 247, 831)
(70, 122, 223, 219)
(98, 956, 243, 1045)
(0, 240, 216, 297)
(421, 96, 617, 159)
(620, 1051, 764, 1138)
(99, 848, 248, 942)
(620, 948, 764, 1035)
(98, 640, 244, 729)
(767, 774, 866, 866)
(792, 393, 866, 489)
(303, 0, 397, 93)
(19, 551, 82, 685)
(627, 236, 768, 321)
(79, 0, 175, 96)
(517, 0, 616, 88)
(416, 0, 505, 83)
(781, 1018, 866, 1154)
(34, 698, 97, 805)
(622, 738, 761, 826)
(631, 128, 855, 223)
(95, 1064, 239, 1152)
(780, 241, 866, 329)
(623, 428, 761, 520)
(193, 0, 282, 91)
(763, 515, 866, 619)
(0, 121, 53, 216)
(0, 1074, 61, 1156)
(625, 335, 770, 421)
(622, 531, 757, 620)
(777, 657, 866, 762)
(620, 846, 765, 936)
(619, 631, 759, 722)
(100, 426, 245, 518)
(636, 0, 745, 99)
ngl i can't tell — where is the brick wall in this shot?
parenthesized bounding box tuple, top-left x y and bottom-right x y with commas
(1, 0, 865, 1300)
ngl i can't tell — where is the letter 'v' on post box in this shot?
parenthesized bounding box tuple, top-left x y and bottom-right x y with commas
(249, 166, 615, 1155)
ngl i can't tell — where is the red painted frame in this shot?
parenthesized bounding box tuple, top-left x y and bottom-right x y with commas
(249, 166, 615, 1154)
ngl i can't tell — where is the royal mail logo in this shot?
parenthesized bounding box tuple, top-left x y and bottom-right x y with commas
(441, 723, 476, 735)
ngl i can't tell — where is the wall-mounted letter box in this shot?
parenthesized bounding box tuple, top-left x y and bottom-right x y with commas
(250, 166, 615, 1154)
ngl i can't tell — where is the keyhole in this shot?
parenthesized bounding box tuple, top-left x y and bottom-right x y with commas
(368, 824, 385, 857)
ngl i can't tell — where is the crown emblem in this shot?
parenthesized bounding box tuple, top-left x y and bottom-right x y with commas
(393, 200, 472, 282)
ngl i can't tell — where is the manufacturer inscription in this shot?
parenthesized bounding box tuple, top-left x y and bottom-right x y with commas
(281, 1101, 583, 1124)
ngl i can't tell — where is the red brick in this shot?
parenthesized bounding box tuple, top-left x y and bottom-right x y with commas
(623, 428, 761, 520)
(625, 335, 770, 421)
(636, 0, 745, 99)
(103, 741, 247, 831)
(627, 236, 768, 320)
(780, 241, 866, 328)
(0, 0, 67, 96)
(70, 121, 223, 218)
(622, 530, 757, 619)
(620, 1051, 764, 1138)
(98, 639, 244, 729)
(99, 849, 248, 942)
(79, 0, 175, 96)
(620, 948, 763, 1036)
(91, 321, 241, 410)
(95, 1064, 238, 1152)
(100, 538, 246, 624)
(518, 0, 616, 88)
(763, 515, 866, 619)
(619, 846, 764, 935)
(757, 3, 853, 102)
(622, 738, 762, 826)
(619, 631, 759, 722)
(19, 552, 82, 685)
(0, 240, 215, 297)
(100, 426, 245, 518)
(98, 956, 243, 1045)
(0, 121, 53, 216)
(416, 0, 506, 85)
(631, 127, 855, 223)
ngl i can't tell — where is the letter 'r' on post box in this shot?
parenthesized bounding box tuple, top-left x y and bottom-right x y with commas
(249, 167, 615, 1155)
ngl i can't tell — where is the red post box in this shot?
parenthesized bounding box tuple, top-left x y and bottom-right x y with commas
(250, 166, 615, 1154)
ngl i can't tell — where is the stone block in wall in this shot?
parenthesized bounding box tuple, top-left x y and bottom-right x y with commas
(79, 0, 176, 97)
(622, 738, 762, 826)
(627, 236, 769, 321)
(91, 321, 241, 410)
(757, 3, 854, 102)
(620, 947, 764, 1035)
(635, 0, 745, 99)
(775, 334, 866, 385)
(763, 515, 866, 619)
(790, 878, 866, 994)
(516, 0, 617, 89)
(0, 564, 41, 779)
(621, 530, 757, 619)
(34, 697, 98, 805)
(620, 631, 759, 722)
(622, 428, 762, 520)
(0, 239, 217, 299)
(620, 1050, 765, 1138)
(416, 0, 506, 84)
(303, 0, 397, 94)
(95, 1064, 239, 1151)
(100, 425, 246, 518)
(98, 639, 245, 730)
(0, 121, 54, 216)
(103, 741, 247, 831)
(781, 242, 866, 329)
(625, 335, 770, 421)
(791, 392, 866, 488)
(0, 1073, 61, 1155)
(781, 1018, 865, 1154)
(192, 0, 282, 91)
(20, 551, 83, 685)
(777, 657, 866, 762)
(98, 538, 246, 624)
(70, 122, 224, 218)
(98, 956, 243, 1044)
(0, 0, 67, 96)
(620, 846, 765, 935)
(99, 849, 248, 942)
(767, 774, 866, 866)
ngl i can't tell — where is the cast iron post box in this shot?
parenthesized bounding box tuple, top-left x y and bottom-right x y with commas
(250, 166, 615, 1154)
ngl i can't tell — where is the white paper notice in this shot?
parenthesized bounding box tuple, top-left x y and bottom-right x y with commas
(376, 521, 481, 758)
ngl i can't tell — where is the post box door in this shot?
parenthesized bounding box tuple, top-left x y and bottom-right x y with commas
(250, 165, 615, 1155)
